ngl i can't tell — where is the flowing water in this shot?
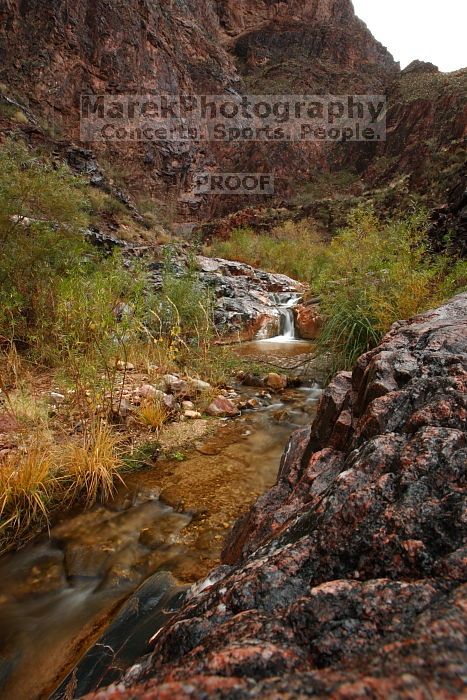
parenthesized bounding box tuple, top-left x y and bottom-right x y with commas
(0, 310, 321, 700)
(275, 297, 297, 341)
(235, 296, 316, 365)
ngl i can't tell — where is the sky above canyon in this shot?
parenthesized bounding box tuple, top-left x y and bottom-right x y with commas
(352, 0, 466, 72)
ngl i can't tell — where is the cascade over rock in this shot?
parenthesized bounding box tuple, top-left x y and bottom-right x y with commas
(151, 253, 304, 339)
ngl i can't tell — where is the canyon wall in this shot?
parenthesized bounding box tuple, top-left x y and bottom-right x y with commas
(0, 0, 398, 212)
(0, 1, 465, 230)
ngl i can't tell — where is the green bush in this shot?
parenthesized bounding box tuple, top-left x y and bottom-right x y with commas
(208, 220, 327, 283)
(51, 254, 150, 389)
(156, 248, 214, 343)
(86, 189, 127, 220)
(0, 139, 89, 349)
(314, 206, 466, 370)
(209, 204, 466, 371)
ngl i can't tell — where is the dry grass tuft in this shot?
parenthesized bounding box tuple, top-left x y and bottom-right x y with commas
(0, 422, 126, 553)
(137, 399, 168, 432)
(7, 390, 50, 427)
(60, 422, 125, 507)
(0, 441, 57, 547)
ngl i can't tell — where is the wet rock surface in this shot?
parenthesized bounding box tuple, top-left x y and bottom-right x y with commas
(0, 496, 192, 700)
(85, 294, 467, 699)
(294, 301, 323, 340)
(79, 231, 310, 342)
(196, 256, 304, 338)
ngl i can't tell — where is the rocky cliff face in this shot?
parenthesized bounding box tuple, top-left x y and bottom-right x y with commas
(0, 0, 394, 103)
(360, 63, 467, 217)
(82, 293, 467, 699)
(217, 0, 353, 34)
(2, 0, 464, 227)
(0, 0, 236, 207)
(0, 0, 399, 216)
(230, 0, 396, 90)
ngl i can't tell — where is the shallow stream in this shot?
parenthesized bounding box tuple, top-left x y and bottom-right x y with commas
(0, 337, 321, 699)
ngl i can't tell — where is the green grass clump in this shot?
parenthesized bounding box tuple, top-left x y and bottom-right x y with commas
(208, 219, 328, 283)
(313, 206, 466, 370)
(0, 138, 153, 388)
(87, 188, 127, 220)
(155, 248, 215, 343)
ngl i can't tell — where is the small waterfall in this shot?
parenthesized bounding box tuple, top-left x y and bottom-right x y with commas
(262, 295, 300, 343)
(279, 307, 296, 340)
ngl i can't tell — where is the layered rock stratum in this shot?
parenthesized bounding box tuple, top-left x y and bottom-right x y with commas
(2, 0, 464, 229)
(82, 294, 467, 699)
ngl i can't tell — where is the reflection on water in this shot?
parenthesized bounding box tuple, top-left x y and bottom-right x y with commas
(235, 338, 315, 357)
(52, 572, 186, 700)
(0, 367, 321, 700)
(0, 497, 191, 700)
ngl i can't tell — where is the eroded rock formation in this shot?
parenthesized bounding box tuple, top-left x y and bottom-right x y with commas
(294, 301, 323, 340)
(150, 253, 303, 339)
(0, 0, 397, 213)
(1, 0, 465, 226)
(83, 295, 467, 698)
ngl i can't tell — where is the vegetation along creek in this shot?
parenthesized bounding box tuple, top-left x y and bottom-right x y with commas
(0, 1, 465, 699)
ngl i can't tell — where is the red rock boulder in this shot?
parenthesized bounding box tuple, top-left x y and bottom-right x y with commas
(294, 303, 323, 340)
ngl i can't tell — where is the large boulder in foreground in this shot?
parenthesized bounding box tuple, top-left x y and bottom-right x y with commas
(85, 294, 467, 699)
